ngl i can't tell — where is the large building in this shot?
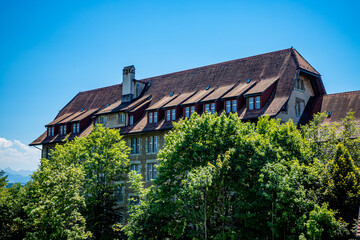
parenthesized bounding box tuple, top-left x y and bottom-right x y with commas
(30, 48, 360, 204)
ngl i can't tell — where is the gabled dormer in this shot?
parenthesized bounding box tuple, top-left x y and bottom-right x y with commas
(244, 77, 278, 111)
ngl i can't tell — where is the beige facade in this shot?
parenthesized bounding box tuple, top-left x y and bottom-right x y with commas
(276, 73, 314, 124)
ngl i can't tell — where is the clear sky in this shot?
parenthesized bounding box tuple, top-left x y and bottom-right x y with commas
(0, 0, 359, 170)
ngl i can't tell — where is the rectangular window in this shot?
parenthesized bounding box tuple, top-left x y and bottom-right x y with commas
(249, 97, 254, 110)
(185, 107, 190, 119)
(148, 136, 158, 153)
(295, 78, 305, 91)
(205, 104, 210, 113)
(63, 125, 66, 134)
(130, 164, 141, 173)
(255, 96, 261, 109)
(147, 163, 158, 181)
(166, 110, 171, 121)
(131, 138, 141, 154)
(154, 112, 158, 123)
(295, 99, 303, 117)
(51, 127, 54, 136)
(114, 185, 125, 203)
(98, 116, 106, 126)
(129, 115, 134, 125)
(171, 109, 176, 120)
(60, 126, 63, 135)
(76, 123, 80, 133)
(48, 127, 51, 136)
(118, 113, 125, 124)
(73, 124, 77, 133)
(190, 106, 195, 115)
(211, 103, 215, 114)
(232, 100, 237, 112)
(226, 101, 231, 113)
(149, 112, 153, 124)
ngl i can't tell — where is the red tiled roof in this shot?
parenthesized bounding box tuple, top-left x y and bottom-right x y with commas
(32, 48, 325, 144)
(244, 77, 278, 96)
(299, 90, 360, 125)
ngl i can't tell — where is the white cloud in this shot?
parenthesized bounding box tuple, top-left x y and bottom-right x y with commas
(0, 137, 41, 171)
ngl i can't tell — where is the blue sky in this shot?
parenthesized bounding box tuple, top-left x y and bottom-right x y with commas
(0, 0, 359, 170)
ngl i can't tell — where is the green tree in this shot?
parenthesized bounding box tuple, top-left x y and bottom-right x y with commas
(124, 113, 346, 239)
(24, 124, 130, 239)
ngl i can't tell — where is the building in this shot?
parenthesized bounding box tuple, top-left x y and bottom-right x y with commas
(30, 48, 360, 204)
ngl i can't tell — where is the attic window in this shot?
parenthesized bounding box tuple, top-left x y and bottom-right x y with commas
(247, 78, 252, 84)
(206, 85, 210, 90)
(327, 111, 333, 118)
(148, 83, 151, 87)
(106, 104, 110, 107)
(170, 92, 174, 97)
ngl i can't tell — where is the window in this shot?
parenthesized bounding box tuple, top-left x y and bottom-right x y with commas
(114, 185, 125, 203)
(147, 163, 158, 181)
(51, 127, 54, 136)
(60, 126, 63, 135)
(190, 106, 195, 115)
(73, 123, 79, 133)
(48, 127, 54, 137)
(131, 138, 141, 154)
(295, 78, 305, 91)
(118, 113, 125, 124)
(166, 110, 171, 121)
(249, 97, 254, 110)
(129, 115, 134, 125)
(295, 99, 304, 117)
(255, 96, 261, 109)
(98, 116, 106, 126)
(130, 164, 141, 173)
(226, 101, 231, 113)
(148, 136, 158, 153)
(185, 107, 190, 119)
(63, 125, 66, 134)
(210, 103, 215, 114)
(232, 100, 237, 112)
(149, 112, 153, 124)
(171, 109, 176, 120)
(154, 112, 158, 123)
(205, 104, 210, 113)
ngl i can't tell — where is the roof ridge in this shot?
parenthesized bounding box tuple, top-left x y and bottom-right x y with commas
(139, 48, 293, 82)
(79, 83, 121, 94)
(325, 90, 360, 96)
(291, 48, 320, 75)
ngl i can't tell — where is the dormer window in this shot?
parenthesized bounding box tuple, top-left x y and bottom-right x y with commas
(60, 126, 63, 135)
(226, 101, 231, 113)
(185, 107, 190, 119)
(205, 104, 210, 113)
(47, 127, 55, 137)
(129, 115, 134, 125)
(171, 109, 176, 121)
(154, 112, 158, 123)
(166, 110, 171, 121)
(210, 103, 215, 114)
(249, 97, 254, 110)
(190, 106, 195, 115)
(149, 112, 153, 124)
(73, 123, 79, 133)
(232, 100, 237, 112)
(255, 96, 261, 109)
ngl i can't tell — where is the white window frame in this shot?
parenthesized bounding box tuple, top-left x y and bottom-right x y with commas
(130, 163, 141, 174)
(255, 96, 261, 109)
(147, 161, 158, 181)
(118, 113, 125, 124)
(131, 138, 141, 154)
(295, 78, 305, 91)
(148, 136, 158, 153)
(249, 97, 254, 110)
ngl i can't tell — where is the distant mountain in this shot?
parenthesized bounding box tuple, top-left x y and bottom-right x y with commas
(2, 167, 33, 184)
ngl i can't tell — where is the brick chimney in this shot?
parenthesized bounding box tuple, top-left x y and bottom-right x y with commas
(121, 65, 136, 102)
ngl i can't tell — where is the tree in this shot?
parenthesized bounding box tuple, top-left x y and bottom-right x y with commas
(24, 124, 130, 239)
(124, 113, 346, 239)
